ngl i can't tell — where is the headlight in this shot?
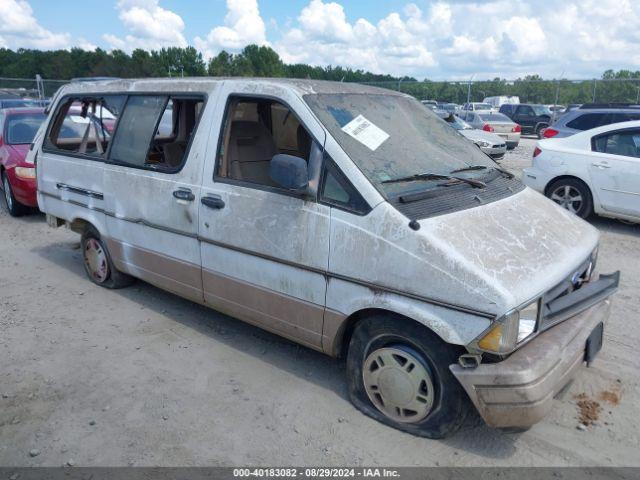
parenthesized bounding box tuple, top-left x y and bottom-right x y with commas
(477, 299, 539, 354)
(14, 167, 36, 179)
(476, 140, 491, 148)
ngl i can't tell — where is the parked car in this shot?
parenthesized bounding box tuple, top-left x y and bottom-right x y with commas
(542, 105, 640, 139)
(462, 102, 494, 112)
(0, 108, 47, 216)
(483, 96, 520, 108)
(421, 100, 438, 110)
(499, 103, 552, 137)
(457, 111, 521, 149)
(523, 120, 640, 223)
(435, 110, 506, 159)
(34, 78, 618, 438)
(0, 98, 41, 109)
(436, 102, 459, 113)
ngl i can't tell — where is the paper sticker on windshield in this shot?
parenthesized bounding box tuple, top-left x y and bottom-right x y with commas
(341, 115, 389, 151)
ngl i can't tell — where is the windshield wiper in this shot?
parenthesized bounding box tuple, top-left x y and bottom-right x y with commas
(451, 164, 515, 179)
(450, 165, 487, 174)
(382, 172, 486, 189)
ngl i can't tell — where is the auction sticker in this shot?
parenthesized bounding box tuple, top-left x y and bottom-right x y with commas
(341, 115, 389, 151)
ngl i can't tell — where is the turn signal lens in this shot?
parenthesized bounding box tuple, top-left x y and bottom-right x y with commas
(478, 324, 504, 352)
(14, 166, 36, 179)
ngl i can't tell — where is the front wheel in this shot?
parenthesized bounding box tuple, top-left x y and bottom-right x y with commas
(536, 124, 549, 139)
(346, 315, 469, 438)
(546, 178, 593, 219)
(2, 171, 28, 217)
(81, 227, 135, 289)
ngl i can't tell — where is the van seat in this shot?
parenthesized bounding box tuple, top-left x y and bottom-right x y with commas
(228, 121, 277, 186)
(163, 141, 187, 167)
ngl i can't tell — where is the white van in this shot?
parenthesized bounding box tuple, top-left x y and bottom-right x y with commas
(483, 96, 520, 108)
(34, 78, 618, 438)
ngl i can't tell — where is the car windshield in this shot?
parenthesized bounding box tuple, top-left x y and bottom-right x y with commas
(478, 113, 512, 123)
(1, 99, 39, 108)
(532, 105, 552, 116)
(304, 93, 495, 197)
(5, 113, 47, 144)
(446, 115, 472, 130)
(475, 103, 493, 110)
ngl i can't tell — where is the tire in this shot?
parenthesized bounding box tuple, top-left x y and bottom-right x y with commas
(81, 226, 135, 289)
(346, 315, 470, 438)
(546, 177, 593, 219)
(2, 171, 28, 217)
(536, 124, 549, 139)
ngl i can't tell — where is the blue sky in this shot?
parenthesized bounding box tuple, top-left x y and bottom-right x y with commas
(1, 0, 637, 79)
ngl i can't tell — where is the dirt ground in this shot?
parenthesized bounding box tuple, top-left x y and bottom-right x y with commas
(1, 137, 639, 467)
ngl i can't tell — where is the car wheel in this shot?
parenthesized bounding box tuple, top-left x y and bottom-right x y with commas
(81, 227, 135, 289)
(536, 124, 549, 139)
(547, 178, 593, 219)
(2, 171, 28, 217)
(346, 315, 469, 439)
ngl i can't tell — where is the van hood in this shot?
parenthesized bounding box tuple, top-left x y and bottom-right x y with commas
(330, 187, 599, 316)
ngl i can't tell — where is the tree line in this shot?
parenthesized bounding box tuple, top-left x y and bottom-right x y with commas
(1, 44, 639, 104)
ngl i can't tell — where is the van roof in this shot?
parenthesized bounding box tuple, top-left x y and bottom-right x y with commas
(56, 77, 404, 98)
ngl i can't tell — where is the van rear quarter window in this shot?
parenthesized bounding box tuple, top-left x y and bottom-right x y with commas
(46, 95, 125, 157)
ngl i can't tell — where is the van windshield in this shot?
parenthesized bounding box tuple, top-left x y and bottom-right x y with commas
(304, 93, 495, 198)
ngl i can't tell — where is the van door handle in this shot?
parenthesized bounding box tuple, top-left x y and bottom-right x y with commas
(173, 188, 195, 201)
(201, 195, 225, 209)
(591, 162, 611, 169)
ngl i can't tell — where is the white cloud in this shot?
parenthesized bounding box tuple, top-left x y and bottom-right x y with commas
(194, 0, 267, 59)
(276, 0, 436, 76)
(104, 0, 187, 51)
(0, 0, 71, 49)
(273, 0, 640, 79)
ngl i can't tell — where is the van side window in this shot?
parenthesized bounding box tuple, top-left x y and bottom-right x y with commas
(109, 95, 203, 171)
(46, 95, 125, 157)
(320, 158, 370, 215)
(216, 96, 313, 189)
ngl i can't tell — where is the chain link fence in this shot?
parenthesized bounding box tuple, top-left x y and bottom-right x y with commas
(360, 78, 640, 106)
(0, 76, 67, 101)
(2, 75, 640, 107)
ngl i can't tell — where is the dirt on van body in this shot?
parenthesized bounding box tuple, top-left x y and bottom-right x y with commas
(1, 138, 640, 466)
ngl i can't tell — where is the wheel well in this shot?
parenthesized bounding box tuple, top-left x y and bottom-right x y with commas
(544, 175, 592, 198)
(69, 218, 96, 236)
(336, 308, 442, 359)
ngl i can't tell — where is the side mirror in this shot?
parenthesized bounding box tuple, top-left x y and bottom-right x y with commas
(270, 154, 308, 192)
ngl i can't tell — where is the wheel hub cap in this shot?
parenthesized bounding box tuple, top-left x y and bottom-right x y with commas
(3, 177, 12, 210)
(550, 185, 583, 214)
(84, 238, 108, 283)
(363, 347, 435, 423)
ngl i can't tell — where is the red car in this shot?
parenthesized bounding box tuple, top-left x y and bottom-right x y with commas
(0, 108, 47, 216)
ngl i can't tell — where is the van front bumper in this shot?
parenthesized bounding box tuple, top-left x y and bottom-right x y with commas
(451, 290, 614, 429)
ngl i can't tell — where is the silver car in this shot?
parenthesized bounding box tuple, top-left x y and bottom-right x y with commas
(543, 106, 640, 139)
(437, 111, 506, 159)
(458, 111, 521, 149)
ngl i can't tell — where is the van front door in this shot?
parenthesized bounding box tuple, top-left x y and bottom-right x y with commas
(103, 93, 210, 303)
(198, 87, 329, 350)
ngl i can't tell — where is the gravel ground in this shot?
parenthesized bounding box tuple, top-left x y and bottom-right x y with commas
(1, 136, 639, 466)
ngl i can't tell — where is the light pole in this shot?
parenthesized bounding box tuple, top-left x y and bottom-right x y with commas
(466, 74, 475, 106)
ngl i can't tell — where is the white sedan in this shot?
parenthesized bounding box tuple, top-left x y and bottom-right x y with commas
(523, 120, 640, 223)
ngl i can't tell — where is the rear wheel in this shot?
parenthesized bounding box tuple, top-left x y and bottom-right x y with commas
(546, 178, 593, 219)
(346, 315, 469, 438)
(81, 227, 134, 289)
(536, 124, 549, 139)
(2, 171, 28, 217)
